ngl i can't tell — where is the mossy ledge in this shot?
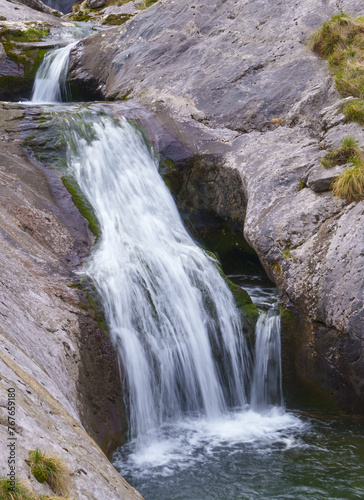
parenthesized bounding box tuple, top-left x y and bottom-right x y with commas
(61, 175, 100, 238)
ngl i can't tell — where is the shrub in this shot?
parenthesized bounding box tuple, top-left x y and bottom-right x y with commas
(321, 135, 362, 168)
(332, 156, 364, 202)
(0, 477, 36, 500)
(27, 449, 71, 497)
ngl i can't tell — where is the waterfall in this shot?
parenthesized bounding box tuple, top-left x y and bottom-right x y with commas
(31, 44, 285, 447)
(31, 42, 77, 104)
(62, 110, 250, 438)
(251, 310, 283, 411)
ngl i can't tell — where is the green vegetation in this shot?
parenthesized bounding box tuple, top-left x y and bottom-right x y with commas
(139, 0, 159, 10)
(282, 249, 297, 261)
(321, 135, 362, 168)
(309, 12, 364, 123)
(321, 135, 364, 202)
(27, 449, 71, 497)
(341, 98, 364, 125)
(61, 175, 100, 238)
(0, 477, 36, 500)
(332, 157, 364, 202)
(298, 177, 307, 190)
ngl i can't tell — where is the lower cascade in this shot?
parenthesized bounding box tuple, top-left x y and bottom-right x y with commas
(63, 110, 254, 438)
(58, 108, 298, 455)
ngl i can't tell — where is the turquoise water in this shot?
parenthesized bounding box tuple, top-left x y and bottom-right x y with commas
(115, 411, 364, 500)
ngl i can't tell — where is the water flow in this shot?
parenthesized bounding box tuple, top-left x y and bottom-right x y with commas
(32, 42, 77, 104)
(251, 310, 283, 411)
(63, 110, 250, 439)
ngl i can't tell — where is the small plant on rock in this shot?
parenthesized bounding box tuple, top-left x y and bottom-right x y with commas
(309, 12, 364, 124)
(332, 156, 364, 202)
(0, 476, 36, 500)
(27, 449, 71, 497)
(321, 135, 362, 168)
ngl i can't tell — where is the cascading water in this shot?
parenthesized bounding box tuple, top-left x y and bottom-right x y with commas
(62, 110, 250, 439)
(31, 42, 77, 104)
(251, 310, 283, 411)
(24, 37, 364, 500)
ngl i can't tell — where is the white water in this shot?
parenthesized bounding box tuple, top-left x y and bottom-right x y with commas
(251, 311, 283, 411)
(31, 42, 77, 104)
(63, 110, 251, 439)
(31, 44, 299, 478)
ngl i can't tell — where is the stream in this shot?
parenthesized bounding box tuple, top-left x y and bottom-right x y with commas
(25, 37, 364, 500)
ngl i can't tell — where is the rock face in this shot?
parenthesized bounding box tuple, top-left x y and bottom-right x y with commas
(0, 102, 143, 499)
(69, 0, 364, 413)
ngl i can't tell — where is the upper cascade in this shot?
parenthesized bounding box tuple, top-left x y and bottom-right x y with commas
(32, 42, 77, 104)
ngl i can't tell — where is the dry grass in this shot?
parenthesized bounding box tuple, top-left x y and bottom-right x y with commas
(27, 449, 72, 497)
(309, 12, 364, 121)
(332, 156, 364, 202)
(0, 477, 37, 500)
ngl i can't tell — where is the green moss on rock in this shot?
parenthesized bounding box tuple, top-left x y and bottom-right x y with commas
(61, 175, 100, 238)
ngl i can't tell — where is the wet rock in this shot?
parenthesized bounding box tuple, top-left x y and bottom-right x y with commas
(0, 103, 143, 499)
(69, 0, 364, 414)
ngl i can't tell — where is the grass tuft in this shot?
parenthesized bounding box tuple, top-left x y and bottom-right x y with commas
(0, 476, 37, 500)
(332, 156, 364, 202)
(341, 98, 364, 125)
(27, 449, 71, 497)
(321, 135, 362, 168)
(309, 12, 364, 123)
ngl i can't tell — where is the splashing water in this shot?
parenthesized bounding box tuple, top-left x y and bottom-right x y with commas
(32, 42, 77, 104)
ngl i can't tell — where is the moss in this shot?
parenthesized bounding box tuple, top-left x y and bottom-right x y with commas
(139, 0, 159, 10)
(61, 175, 100, 238)
(282, 248, 297, 261)
(271, 262, 282, 275)
(119, 89, 132, 100)
(102, 13, 132, 25)
(71, 9, 91, 21)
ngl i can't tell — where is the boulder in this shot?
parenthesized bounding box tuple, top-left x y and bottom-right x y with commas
(86, 0, 107, 9)
(69, 0, 364, 414)
(307, 163, 350, 193)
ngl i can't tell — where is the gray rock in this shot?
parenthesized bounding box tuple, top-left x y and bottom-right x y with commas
(17, 0, 63, 17)
(307, 163, 350, 192)
(69, 0, 364, 414)
(86, 0, 107, 9)
(0, 103, 143, 500)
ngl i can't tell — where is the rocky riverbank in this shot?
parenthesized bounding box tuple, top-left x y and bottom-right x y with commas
(68, 0, 364, 413)
(0, 100, 142, 498)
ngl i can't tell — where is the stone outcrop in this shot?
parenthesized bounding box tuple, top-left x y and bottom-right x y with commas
(69, 0, 364, 413)
(18, 0, 62, 17)
(0, 102, 143, 499)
